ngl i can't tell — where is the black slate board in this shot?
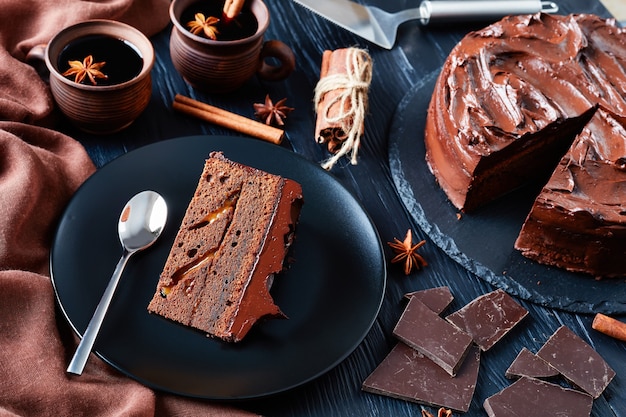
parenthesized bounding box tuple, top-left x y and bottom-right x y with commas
(388, 71, 626, 314)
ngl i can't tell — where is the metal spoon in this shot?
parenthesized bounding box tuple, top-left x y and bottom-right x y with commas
(67, 190, 168, 375)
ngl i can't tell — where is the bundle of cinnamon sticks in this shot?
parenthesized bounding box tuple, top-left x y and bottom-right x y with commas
(314, 47, 373, 170)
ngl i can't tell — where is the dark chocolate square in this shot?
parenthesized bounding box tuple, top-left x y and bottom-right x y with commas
(505, 347, 559, 379)
(483, 376, 593, 417)
(393, 297, 473, 376)
(536, 325, 616, 398)
(363, 343, 480, 412)
(445, 289, 528, 351)
(404, 286, 454, 315)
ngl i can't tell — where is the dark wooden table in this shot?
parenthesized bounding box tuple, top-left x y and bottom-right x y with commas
(60, 0, 626, 415)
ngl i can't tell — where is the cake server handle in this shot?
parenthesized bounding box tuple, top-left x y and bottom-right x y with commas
(419, 0, 559, 25)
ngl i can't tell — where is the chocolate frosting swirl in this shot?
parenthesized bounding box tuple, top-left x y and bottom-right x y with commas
(444, 13, 625, 157)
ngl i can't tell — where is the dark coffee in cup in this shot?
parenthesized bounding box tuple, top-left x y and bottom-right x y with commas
(26, 20, 154, 134)
(58, 35, 143, 85)
(180, 0, 258, 41)
(169, 0, 295, 93)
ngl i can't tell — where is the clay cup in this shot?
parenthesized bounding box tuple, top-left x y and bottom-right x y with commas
(27, 20, 155, 134)
(169, 0, 295, 93)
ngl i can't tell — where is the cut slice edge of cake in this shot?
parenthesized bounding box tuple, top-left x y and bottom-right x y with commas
(514, 108, 626, 277)
(147, 151, 303, 342)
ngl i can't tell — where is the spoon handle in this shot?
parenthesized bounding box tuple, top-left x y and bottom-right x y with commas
(67, 249, 132, 375)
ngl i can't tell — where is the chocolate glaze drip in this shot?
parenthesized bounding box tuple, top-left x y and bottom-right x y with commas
(227, 178, 303, 341)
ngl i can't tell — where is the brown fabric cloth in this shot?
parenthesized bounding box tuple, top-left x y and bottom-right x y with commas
(0, 1, 259, 416)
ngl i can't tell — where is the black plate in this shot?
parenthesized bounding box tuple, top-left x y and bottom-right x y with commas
(51, 136, 386, 399)
(388, 72, 626, 314)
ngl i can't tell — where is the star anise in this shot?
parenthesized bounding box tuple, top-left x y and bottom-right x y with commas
(253, 95, 294, 126)
(422, 408, 453, 417)
(61, 55, 107, 85)
(388, 229, 427, 275)
(187, 13, 220, 40)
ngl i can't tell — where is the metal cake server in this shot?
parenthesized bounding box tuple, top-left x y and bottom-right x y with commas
(293, 0, 559, 49)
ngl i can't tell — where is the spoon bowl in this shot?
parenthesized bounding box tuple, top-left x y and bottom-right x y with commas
(67, 190, 167, 375)
(118, 191, 168, 251)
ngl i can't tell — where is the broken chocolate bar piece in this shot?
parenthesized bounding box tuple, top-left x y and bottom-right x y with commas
(536, 325, 616, 398)
(404, 286, 454, 315)
(363, 343, 480, 413)
(393, 297, 473, 376)
(445, 289, 528, 351)
(505, 347, 559, 379)
(483, 376, 593, 417)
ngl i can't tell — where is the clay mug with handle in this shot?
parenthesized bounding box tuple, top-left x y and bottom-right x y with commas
(27, 19, 155, 134)
(169, 0, 295, 93)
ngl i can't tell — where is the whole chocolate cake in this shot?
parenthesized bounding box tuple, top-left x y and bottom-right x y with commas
(425, 13, 626, 277)
(148, 152, 303, 342)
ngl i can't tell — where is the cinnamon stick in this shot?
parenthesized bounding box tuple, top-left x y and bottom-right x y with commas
(173, 94, 284, 144)
(223, 0, 246, 20)
(592, 313, 626, 342)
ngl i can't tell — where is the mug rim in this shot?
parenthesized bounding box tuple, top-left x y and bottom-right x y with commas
(169, 0, 270, 46)
(45, 19, 155, 91)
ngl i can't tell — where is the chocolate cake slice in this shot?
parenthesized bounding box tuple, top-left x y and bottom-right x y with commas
(148, 152, 303, 342)
(515, 108, 626, 277)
